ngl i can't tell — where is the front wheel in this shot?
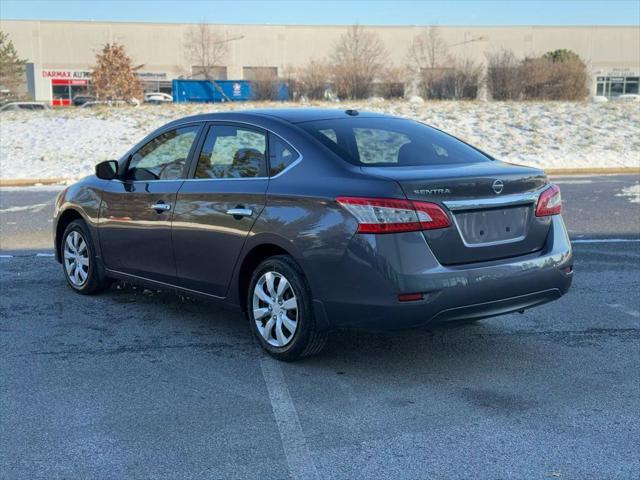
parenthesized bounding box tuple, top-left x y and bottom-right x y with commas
(61, 219, 111, 295)
(247, 255, 328, 361)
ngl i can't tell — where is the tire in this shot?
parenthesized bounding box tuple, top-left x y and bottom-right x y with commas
(247, 255, 328, 361)
(60, 219, 111, 295)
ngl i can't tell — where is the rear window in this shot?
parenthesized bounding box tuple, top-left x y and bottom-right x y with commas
(299, 117, 492, 166)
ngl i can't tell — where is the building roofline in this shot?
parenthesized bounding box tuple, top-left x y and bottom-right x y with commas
(1, 18, 638, 29)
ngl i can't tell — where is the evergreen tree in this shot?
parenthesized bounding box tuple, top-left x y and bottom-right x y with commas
(0, 31, 27, 98)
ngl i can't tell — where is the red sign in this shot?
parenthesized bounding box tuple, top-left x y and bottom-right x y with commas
(51, 79, 88, 86)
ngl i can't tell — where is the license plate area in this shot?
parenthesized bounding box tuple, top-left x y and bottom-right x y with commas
(453, 206, 531, 246)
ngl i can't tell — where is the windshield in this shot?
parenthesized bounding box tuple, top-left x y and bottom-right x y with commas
(298, 117, 492, 167)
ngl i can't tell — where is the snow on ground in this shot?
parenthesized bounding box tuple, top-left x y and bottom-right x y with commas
(1, 100, 639, 180)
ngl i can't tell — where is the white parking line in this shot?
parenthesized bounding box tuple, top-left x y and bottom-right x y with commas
(260, 356, 319, 480)
(554, 179, 595, 184)
(0, 202, 51, 213)
(606, 303, 640, 319)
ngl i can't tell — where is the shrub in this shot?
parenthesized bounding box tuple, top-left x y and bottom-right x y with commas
(520, 49, 589, 100)
(541, 49, 589, 100)
(297, 60, 332, 100)
(250, 68, 279, 101)
(409, 27, 481, 100)
(375, 66, 406, 98)
(486, 48, 588, 101)
(486, 49, 524, 100)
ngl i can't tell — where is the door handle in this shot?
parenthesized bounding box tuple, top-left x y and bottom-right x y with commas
(151, 202, 171, 212)
(226, 208, 253, 218)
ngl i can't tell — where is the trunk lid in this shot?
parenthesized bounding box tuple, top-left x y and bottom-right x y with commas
(363, 161, 552, 265)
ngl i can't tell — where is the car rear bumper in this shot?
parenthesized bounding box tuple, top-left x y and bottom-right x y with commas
(312, 215, 573, 330)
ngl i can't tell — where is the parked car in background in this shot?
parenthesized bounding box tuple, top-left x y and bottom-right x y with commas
(0, 101, 50, 112)
(53, 109, 573, 360)
(615, 94, 640, 102)
(72, 95, 96, 106)
(144, 92, 173, 104)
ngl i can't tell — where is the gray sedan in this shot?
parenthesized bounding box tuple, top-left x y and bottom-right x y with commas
(53, 109, 573, 360)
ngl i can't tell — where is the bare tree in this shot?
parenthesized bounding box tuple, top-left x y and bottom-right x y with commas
(331, 25, 387, 99)
(408, 26, 452, 98)
(185, 22, 229, 81)
(409, 26, 451, 72)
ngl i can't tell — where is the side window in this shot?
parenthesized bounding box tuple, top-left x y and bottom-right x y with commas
(353, 128, 411, 164)
(319, 128, 337, 143)
(269, 135, 299, 176)
(195, 125, 267, 179)
(127, 126, 199, 181)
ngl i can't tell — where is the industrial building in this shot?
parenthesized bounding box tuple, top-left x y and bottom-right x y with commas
(1, 19, 638, 104)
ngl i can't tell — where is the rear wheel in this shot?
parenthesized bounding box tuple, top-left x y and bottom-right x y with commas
(61, 219, 111, 295)
(247, 255, 327, 361)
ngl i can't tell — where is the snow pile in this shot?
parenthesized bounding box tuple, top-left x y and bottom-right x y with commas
(1, 100, 639, 180)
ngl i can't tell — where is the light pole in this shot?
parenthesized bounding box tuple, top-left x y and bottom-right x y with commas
(209, 35, 244, 101)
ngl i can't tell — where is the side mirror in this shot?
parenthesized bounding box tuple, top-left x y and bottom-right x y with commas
(95, 160, 119, 180)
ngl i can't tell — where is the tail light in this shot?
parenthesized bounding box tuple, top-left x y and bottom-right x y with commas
(535, 184, 562, 217)
(336, 197, 450, 233)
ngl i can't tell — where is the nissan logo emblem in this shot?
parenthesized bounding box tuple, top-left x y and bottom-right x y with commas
(492, 179, 504, 195)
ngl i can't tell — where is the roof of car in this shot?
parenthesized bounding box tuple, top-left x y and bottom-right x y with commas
(246, 108, 391, 123)
(167, 108, 393, 128)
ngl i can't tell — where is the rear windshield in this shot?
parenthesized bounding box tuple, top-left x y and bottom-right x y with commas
(298, 117, 492, 166)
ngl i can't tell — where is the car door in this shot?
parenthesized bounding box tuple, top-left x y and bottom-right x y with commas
(99, 124, 202, 283)
(171, 122, 269, 297)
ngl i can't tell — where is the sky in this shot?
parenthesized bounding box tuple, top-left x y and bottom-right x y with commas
(1, 0, 639, 25)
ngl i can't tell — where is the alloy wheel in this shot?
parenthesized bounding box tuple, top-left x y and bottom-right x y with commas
(63, 230, 89, 287)
(252, 271, 299, 347)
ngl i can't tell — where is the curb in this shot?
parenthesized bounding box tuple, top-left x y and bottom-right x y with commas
(0, 177, 71, 187)
(1, 168, 638, 187)
(546, 167, 640, 176)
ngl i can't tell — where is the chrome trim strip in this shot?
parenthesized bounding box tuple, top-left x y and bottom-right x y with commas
(443, 187, 546, 211)
(269, 155, 303, 179)
(112, 119, 304, 183)
(111, 179, 185, 184)
(181, 176, 269, 182)
(185, 119, 303, 180)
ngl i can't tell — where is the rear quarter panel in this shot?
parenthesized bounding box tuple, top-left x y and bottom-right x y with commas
(227, 130, 409, 306)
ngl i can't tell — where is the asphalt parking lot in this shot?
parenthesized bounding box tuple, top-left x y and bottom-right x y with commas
(1, 175, 639, 479)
